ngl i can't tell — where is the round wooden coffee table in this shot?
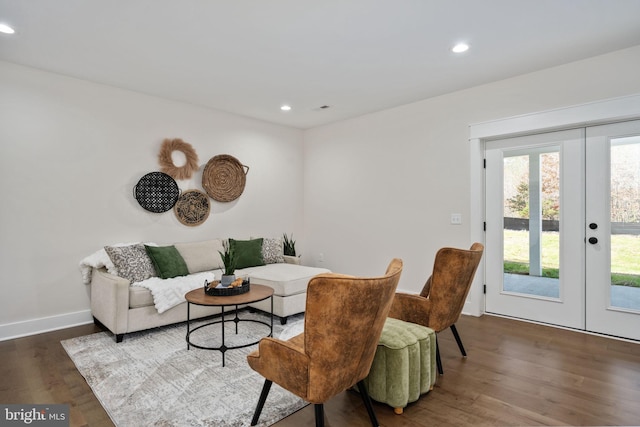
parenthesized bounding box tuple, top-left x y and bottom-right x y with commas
(185, 284, 274, 367)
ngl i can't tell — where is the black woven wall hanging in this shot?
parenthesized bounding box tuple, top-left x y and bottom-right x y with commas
(133, 171, 180, 213)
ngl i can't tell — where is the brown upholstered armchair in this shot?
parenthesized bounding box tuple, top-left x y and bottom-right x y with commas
(247, 259, 403, 427)
(388, 243, 483, 375)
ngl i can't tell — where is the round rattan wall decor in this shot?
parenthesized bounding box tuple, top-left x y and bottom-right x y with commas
(158, 138, 199, 180)
(174, 189, 210, 226)
(201, 154, 249, 202)
(133, 172, 180, 213)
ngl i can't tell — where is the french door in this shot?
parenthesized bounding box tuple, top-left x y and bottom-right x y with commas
(485, 120, 640, 341)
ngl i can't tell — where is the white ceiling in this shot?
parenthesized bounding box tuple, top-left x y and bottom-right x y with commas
(1, 0, 640, 129)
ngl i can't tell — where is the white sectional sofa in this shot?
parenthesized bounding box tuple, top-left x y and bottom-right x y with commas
(80, 237, 329, 342)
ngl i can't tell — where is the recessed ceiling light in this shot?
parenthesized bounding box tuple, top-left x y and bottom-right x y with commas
(280, 105, 291, 111)
(452, 43, 469, 53)
(0, 23, 15, 34)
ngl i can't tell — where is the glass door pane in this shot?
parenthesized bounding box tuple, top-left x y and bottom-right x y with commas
(609, 136, 640, 311)
(502, 149, 560, 299)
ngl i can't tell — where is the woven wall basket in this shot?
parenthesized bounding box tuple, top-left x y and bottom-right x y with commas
(134, 172, 180, 213)
(201, 154, 249, 202)
(174, 189, 210, 226)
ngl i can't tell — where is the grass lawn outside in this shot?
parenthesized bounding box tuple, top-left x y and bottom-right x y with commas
(503, 229, 640, 287)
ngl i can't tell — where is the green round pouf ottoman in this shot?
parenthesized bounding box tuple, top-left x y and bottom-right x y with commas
(362, 317, 437, 414)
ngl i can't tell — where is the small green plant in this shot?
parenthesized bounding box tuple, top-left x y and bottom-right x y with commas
(219, 241, 236, 276)
(283, 233, 296, 257)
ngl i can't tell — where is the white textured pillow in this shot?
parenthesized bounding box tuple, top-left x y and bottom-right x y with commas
(260, 237, 285, 264)
(175, 239, 225, 273)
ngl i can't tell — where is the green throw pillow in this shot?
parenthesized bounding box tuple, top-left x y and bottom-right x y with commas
(229, 238, 265, 269)
(145, 245, 189, 279)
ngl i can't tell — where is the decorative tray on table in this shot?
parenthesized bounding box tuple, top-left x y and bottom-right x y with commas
(204, 278, 250, 296)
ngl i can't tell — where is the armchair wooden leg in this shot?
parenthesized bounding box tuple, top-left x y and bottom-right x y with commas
(450, 324, 467, 357)
(435, 336, 443, 375)
(356, 380, 380, 427)
(251, 379, 272, 426)
(314, 404, 324, 427)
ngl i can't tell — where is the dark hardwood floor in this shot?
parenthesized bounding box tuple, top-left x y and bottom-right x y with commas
(1, 314, 639, 426)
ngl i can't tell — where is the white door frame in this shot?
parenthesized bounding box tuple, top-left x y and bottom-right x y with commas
(467, 93, 640, 317)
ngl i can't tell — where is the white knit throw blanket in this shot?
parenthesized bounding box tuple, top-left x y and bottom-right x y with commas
(134, 272, 218, 313)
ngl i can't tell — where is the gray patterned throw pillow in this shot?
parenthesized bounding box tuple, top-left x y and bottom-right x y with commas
(261, 237, 285, 264)
(104, 244, 157, 283)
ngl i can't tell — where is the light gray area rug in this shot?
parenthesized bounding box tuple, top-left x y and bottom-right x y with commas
(62, 312, 307, 427)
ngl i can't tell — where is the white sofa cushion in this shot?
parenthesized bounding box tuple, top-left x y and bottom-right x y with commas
(238, 263, 330, 297)
(175, 239, 225, 273)
(129, 285, 155, 308)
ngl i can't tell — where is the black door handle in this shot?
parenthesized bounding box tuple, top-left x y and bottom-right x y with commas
(588, 237, 598, 244)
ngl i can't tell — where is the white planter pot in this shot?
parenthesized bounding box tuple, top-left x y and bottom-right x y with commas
(220, 274, 236, 287)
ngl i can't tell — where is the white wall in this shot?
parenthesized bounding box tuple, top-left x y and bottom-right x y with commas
(3, 44, 640, 339)
(0, 61, 304, 339)
(303, 45, 640, 315)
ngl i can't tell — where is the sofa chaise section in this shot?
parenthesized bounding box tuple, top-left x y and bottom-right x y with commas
(242, 262, 331, 324)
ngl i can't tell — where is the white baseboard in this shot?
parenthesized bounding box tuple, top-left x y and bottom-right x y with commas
(462, 299, 483, 317)
(0, 309, 93, 342)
